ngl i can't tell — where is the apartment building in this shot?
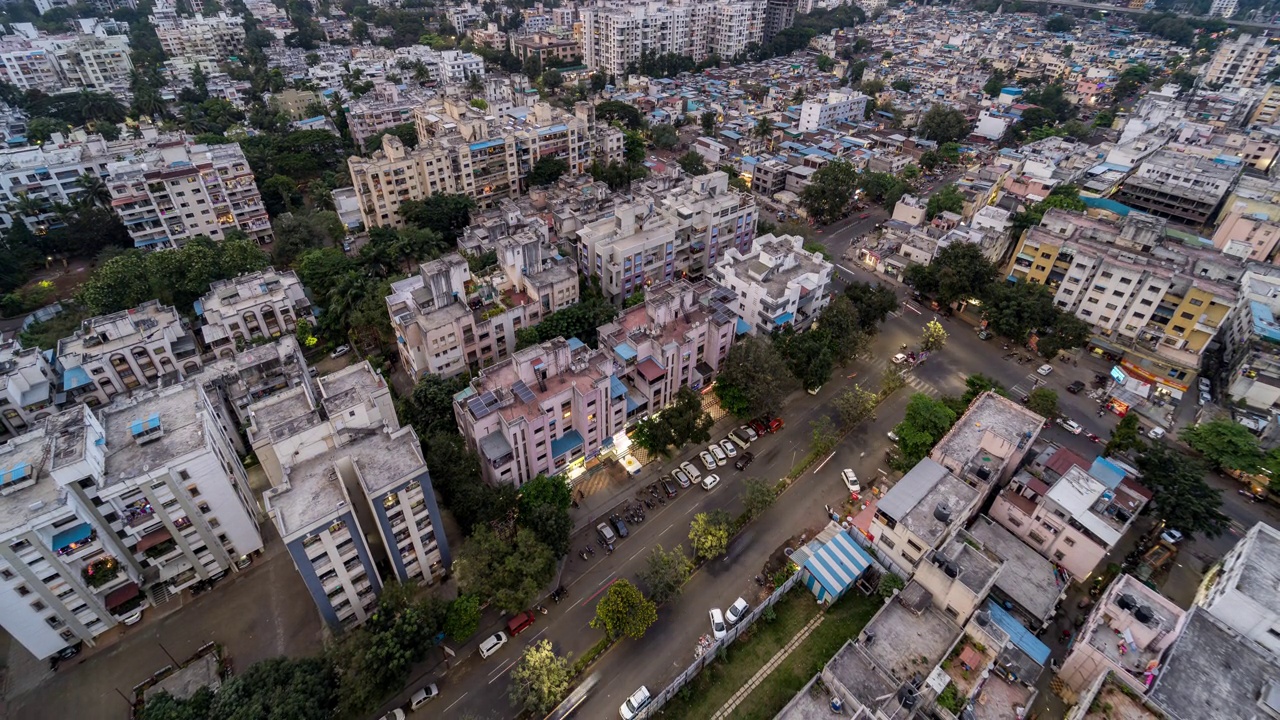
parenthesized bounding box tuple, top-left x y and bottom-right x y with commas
(387, 237, 578, 379)
(152, 8, 246, 61)
(56, 300, 202, 410)
(258, 363, 449, 629)
(1198, 521, 1280, 658)
(1250, 84, 1280, 128)
(929, 391, 1044, 488)
(197, 336, 310, 449)
(1223, 264, 1280, 413)
(713, 232, 832, 335)
(510, 31, 580, 66)
(195, 268, 312, 357)
(750, 158, 790, 198)
(1112, 150, 1240, 227)
(455, 338, 624, 486)
(1210, 0, 1238, 17)
(764, 0, 797, 42)
(991, 450, 1150, 580)
(1200, 34, 1275, 90)
(106, 139, 274, 247)
(1211, 208, 1280, 262)
(711, 0, 766, 59)
(870, 458, 982, 574)
(0, 340, 56, 442)
(1006, 210, 1236, 395)
(892, 193, 927, 226)
(595, 280, 738, 424)
(0, 41, 60, 92)
(0, 28, 132, 94)
(0, 132, 142, 234)
(433, 50, 485, 85)
(0, 392, 261, 661)
(576, 172, 758, 301)
(796, 90, 868, 132)
(346, 83, 431, 149)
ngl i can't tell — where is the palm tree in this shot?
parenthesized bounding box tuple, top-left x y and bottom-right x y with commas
(75, 172, 110, 209)
(7, 191, 47, 219)
(754, 116, 774, 151)
(78, 90, 126, 124)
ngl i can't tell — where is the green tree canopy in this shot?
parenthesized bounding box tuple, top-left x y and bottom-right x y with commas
(891, 394, 958, 471)
(741, 476, 777, 520)
(527, 156, 569, 187)
(843, 281, 898, 331)
(631, 386, 714, 457)
(676, 150, 708, 176)
(509, 640, 571, 715)
(398, 194, 476, 243)
(713, 335, 797, 418)
(1136, 443, 1229, 540)
(1105, 413, 1145, 457)
(920, 319, 948, 351)
(639, 544, 693, 604)
(1027, 388, 1058, 418)
(444, 594, 481, 642)
(689, 510, 732, 560)
(799, 160, 858, 224)
(901, 241, 997, 307)
(925, 184, 965, 220)
(591, 579, 657, 640)
(455, 526, 557, 614)
(918, 105, 970, 144)
(1180, 420, 1262, 473)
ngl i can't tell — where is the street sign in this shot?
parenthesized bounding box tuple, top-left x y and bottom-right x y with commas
(1110, 366, 1129, 385)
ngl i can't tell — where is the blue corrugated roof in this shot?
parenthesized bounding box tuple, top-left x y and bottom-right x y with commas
(63, 365, 91, 390)
(1253, 301, 1280, 343)
(129, 412, 161, 436)
(1089, 457, 1125, 490)
(1080, 196, 1132, 217)
(736, 318, 751, 335)
(550, 429, 583, 458)
(987, 601, 1050, 665)
(610, 375, 627, 400)
(193, 299, 204, 316)
(614, 343, 637, 361)
(626, 396, 641, 412)
(803, 531, 874, 600)
(567, 338, 585, 351)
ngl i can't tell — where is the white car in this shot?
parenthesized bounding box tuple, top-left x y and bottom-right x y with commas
(1160, 528, 1184, 545)
(121, 609, 143, 626)
(807, 385, 822, 395)
(1148, 427, 1166, 440)
(478, 631, 508, 659)
(841, 469, 860, 494)
(699, 450, 718, 471)
(1056, 418, 1083, 435)
(680, 461, 701, 481)
(1036, 364, 1054, 376)
(701, 474, 721, 491)
(410, 684, 440, 709)
(739, 425, 758, 442)
(719, 439, 738, 458)
(726, 597, 750, 625)
(1197, 377, 1211, 392)
(330, 344, 351, 358)
(620, 686, 652, 720)
(379, 711, 405, 720)
(709, 608, 727, 640)
(709, 444, 727, 466)
(886, 430, 899, 442)
(892, 353, 908, 364)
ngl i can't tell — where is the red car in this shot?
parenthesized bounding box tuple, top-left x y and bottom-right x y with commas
(749, 419, 768, 436)
(766, 417, 784, 433)
(858, 212, 870, 219)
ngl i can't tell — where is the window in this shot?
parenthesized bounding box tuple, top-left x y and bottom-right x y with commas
(178, 470, 190, 481)
(16, 584, 29, 596)
(31, 600, 45, 612)
(1028, 531, 1046, 544)
(878, 536, 895, 550)
(944, 606, 959, 618)
(1063, 537, 1076, 547)
(1053, 550, 1065, 561)
(906, 539, 923, 553)
(198, 502, 211, 514)
(186, 483, 199, 497)
(0, 569, 12, 580)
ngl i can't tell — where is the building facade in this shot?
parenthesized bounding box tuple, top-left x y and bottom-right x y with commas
(713, 232, 832, 335)
(0, 339, 57, 442)
(195, 268, 312, 357)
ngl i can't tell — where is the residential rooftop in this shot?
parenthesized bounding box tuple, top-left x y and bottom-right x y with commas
(265, 450, 350, 538)
(878, 458, 980, 549)
(100, 382, 208, 486)
(861, 581, 962, 685)
(822, 640, 899, 716)
(968, 515, 1063, 622)
(1233, 522, 1280, 619)
(0, 421, 67, 537)
(1148, 609, 1280, 720)
(932, 391, 1043, 481)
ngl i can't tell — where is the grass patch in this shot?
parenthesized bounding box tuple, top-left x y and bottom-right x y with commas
(660, 589, 882, 720)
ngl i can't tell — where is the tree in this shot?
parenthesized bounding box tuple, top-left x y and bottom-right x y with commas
(903, 242, 997, 307)
(689, 510, 732, 560)
(799, 160, 858, 224)
(835, 385, 879, 429)
(1045, 14, 1075, 32)
(639, 544, 693, 604)
(590, 579, 657, 640)
(700, 110, 716, 135)
(1136, 444, 1229, 540)
(1027, 388, 1058, 418)
(25, 117, 70, 143)
(649, 123, 679, 150)
(891, 79, 913, 93)
(811, 415, 839, 454)
(676, 150, 708, 177)
(714, 335, 796, 418)
(753, 115, 774, 148)
(920, 319, 947, 351)
(455, 526, 557, 614)
(363, 122, 418, 153)
(630, 386, 714, 457)
(918, 105, 970, 144)
(816, 54, 835, 72)
(843, 281, 897, 331)
(891, 394, 958, 470)
(983, 69, 1006, 98)
(540, 69, 564, 90)
(741, 477, 776, 521)
(518, 473, 573, 556)
(527, 156, 569, 187)
(596, 100, 643, 129)
(983, 282, 1059, 342)
(925, 184, 965, 220)
(399, 194, 476, 242)
(1180, 420, 1262, 473)
(444, 594, 481, 642)
(775, 326, 835, 392)
(509, 640, 571, 715)
(1106, 413, 1145, 457)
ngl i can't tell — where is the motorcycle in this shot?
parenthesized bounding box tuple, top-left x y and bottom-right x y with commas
(754, 575, 765, 587)
(580, 550, 589, 560)
(587, 544, 596, 556)
(535, 604, 548, 615)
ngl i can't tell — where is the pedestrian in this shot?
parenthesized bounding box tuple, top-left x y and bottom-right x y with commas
(859, 451, 866, 459)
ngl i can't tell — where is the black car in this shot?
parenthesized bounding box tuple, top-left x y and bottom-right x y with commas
(735, 451, 755, 471)
(661, 478, 678, 498)
(49, 642, 82, 670)
(610, 514, 629, 538)
(1067, 380, 1086, 394)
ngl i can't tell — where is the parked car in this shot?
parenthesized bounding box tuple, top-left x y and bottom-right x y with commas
(892, 353, 908, 364)
(1057, 418, 1083, 435)
(478, 632, 509, 659)
(765, 417, 784, 433)
(1198, 391, 1211, 406)
(719, 439, 738, 458)
(841, 469, 860, 494)
(661, 477, 679, 497)
(330, 344, 350, 358)
(620, 686, 652, 720)
(507, 611, 535, 636)
(701, 474, 720, 491)
(596, 522, 617, 547)
(709, 444, 727, 466)
(1160, 528, 1184, 545)
(726, 597, 750, 626)
(709, 608, 727, 640)
(1197, 377, 1211, 392)
(749, 419, 768, 436)
(380, 710, 405, 720)
(1066, 380, 1086, 394)
(1036, 364, 1054, 376)
(672, 469, 691, 488)
(680, 460, 702, 481)
(886, 430, 899, 442)
(739, 425, 758, 442)
(410, 684, 440, 709)
(735, 451, 755, 471)
(807, 385, 822, 396)
(858, 212, 871, 219)
(610, 514, 630, 538)
(977, 331, 992, 340)
(121, 609, 143, 626)
(1148, 427, 1166, 440)
(729, 427, 753, 448)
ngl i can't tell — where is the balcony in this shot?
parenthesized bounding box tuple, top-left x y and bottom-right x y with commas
(82, 556, 122, 588)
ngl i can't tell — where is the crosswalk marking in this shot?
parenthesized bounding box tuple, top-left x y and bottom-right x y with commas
(861, 357, 940, 398)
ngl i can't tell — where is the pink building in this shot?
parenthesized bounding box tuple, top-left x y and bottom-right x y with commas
(1211, 210, 1280, 263)
(1002, 174, 1056, 203)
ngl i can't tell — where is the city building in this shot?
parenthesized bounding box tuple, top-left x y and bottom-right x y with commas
(0, 339, 57, 442)
(106, 139, 274, 247)
(764, 0, 797, 42)
(0, 40, 62, 93)
(1200, 34, 1274, 90)
(0, 393, 262, 661)
(711, 0, 766, 59)
(929, 391, 1044, 488)
(345, 83, 431, 150)
(56, 300, 203, 410)
(0, 27, 132, 94)
(713, 232, 832, 335)
(1211, 208, 1280, 262)
(749, 158, 790, 198)
(1146, 608, 1280, 720)
(578, 172, 758, 301)
(152, 5, 246, 61)
(195, 268, 312, 358)
(270, 88, 322, 121)
(1197, 521, 1280, 658)
(1250, 84, 1280, 128)
(1112, 150, 1240, 227)
(796, 91, 868, 132)
(509, 32, 580, 66)
(387, 238, 578, 380)
(870, 458, 982, 574)
(0, 131, 143, 235)
(258, 363, 450, 629)
(1223, 264, 1280, 415)
(1209, 0, 1238, 17)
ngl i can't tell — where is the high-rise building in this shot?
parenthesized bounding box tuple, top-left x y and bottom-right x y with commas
(581, 1, 765, 77)
(764, 0, 797, 42)
(1210, 0, 1238, 18)
(1201, 34, 1275, 90)
(713, 232, 833, 335)
(151, 3, 246, 61)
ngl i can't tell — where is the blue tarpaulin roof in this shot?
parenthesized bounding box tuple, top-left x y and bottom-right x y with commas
(774, 312, 794, 325)
(610, 375, 627, 399)
(1089, 457, 1125, 490)
(614, 343, 637, 361)
(736, 318, 751, 335)
(52, 522, 93, 550)
(193, 299, 204, 316)
(129, 413, 161, 436)
(1081, 196, 1132, 216)
(1252, 301, 1280, 343)
(550, 430, 583, 459)
(63, 366, 91, 390)
(567, 337, 585, 351)
(803, 531, 874, 603)
(987, 601, 1051, 665)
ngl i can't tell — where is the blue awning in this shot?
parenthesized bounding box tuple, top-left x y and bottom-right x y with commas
(52, 522, 93, 550)
(736, 318, 751, 335)
(614, 343, 637, 361)
(626, 396, 641, 412)
(802, 531, 875, 603)
(775, 312, 795, 325)
(550, 430, 583, 458)
(193, 299, 204, 316)
(63, 365, 91, 390)
(610, 375, 627, 400)
(987, 601, 1051, 665)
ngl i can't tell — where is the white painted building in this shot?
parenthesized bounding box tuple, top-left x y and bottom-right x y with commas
(1198, 521, 1280, 659)
(797, 91, 868, 132)
(0, 339, 57, 443)
(713, 233, 832, 335)
(195, 268, 312, 357)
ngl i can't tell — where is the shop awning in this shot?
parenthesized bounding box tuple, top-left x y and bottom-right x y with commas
(135, 527, 173, 552)
(736, 318, 751, 335)
(51, 522, 93, 550)
(104, 582, 141, 610)
(802, 530, 875, 603)
(550, 430, 583, 459)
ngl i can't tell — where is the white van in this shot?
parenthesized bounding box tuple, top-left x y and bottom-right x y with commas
(479, 631, 509, 659)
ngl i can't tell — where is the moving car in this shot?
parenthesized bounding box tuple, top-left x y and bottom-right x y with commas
(719, 439, 738, 458)
(726, 597, 750, 626)
(410, 683, 439, 709)
(709, 608, 727, 640)
(766, 417, 784, 433)
(1148, 427, 1166, 440)
(709, 444, 727, 466)
(1066, 380, 1086, 394)
(672, 469, 691, 488)
(620, 686, 652, 720)
(330, 344, 351, 358)
(1056, 418, 1083, 435)
(858, 212, 871, 219)
(892, 353, 908, 364)
(734, 451, 755, 471)
(841, 469, 860, 494)
(1037, 364, 1054, 376)
(478, 632, 509, 659)
(701, 474, 720, 491)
